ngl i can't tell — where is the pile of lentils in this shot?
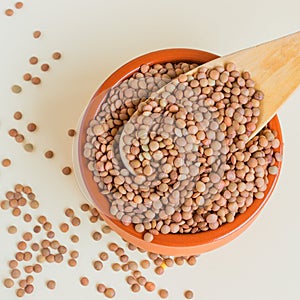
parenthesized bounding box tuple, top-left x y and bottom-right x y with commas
(84, 61, 282, 242)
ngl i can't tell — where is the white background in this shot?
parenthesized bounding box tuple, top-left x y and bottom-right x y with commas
(0, 1, 299, 299)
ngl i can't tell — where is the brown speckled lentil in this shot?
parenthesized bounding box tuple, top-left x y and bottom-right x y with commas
(8, 225, 17, 234)
(16, 288, 25, 297)
(68, 129, 76, 137)
(11, 269, 21, 279)
(2, 159, 11, 167)
(97, 283, 106, 293)
(23, 232, 32, 241)
(80, 277, 89, 286)
(24, 143, 34, 152)
(71, 235, 79, 243)
(33, 264, 42, 273)
(99, 252, 108, 261)
(104, 288, 116, 298)
(184, 290, 194, 299)
(31, 77, 41, 85)
(41, 63, 50, 71)
(92, 231, 102, 241)
(46, 280, 56, 289)
(60, 223, 69, 232)
(15, 2, 23, 9)
(145, 281, 156, 292)
(23, 73, 32, 81)
(27, 123, 37, 132)
(15, 134, 24, 143)
(14, 111, 22, 120)
(158, 289, 169, 299)
(33, 31, 41, 39)
(111, 263, 121, 271)
(11, 85, 22, 93)
(131, 284, 140, 293)
(30, 200, 39, 209)
(5, 9, 14, 16)
(52, 52, 62, 60)
(68, 259, 77, 267)
(62, 166, 72, 175)
(94, 260, 103, 271)
(9, 260, 18, 269)
(4, 278, 14, 288)
(44, 150, 54, 159)
(12, 207, 21, 216)
(29, 56, 38, 65)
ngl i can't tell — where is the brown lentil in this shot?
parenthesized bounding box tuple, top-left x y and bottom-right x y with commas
(109, 263, 120, 272)
(11, 269, 21, 279)
(23, 73, 32, 81)
(41, 63, 50, 71)
(184, 290, 194, 299)
(92, 231, 102, 241)
(11, 85, 22, 93)
(52, 52, 62, 60)
(68, 129, 76, 137)
(29, 56, 38, 65)
(80, 277, 89, 286)
(145, 281, 156, 292)
(68, 259, 77, 267)
(71, 216, 80, 226)
(14, 111, 23, 120)
(15, 134, 24, 143)
(4, 278, 14, 288)
(62, 166, 72, 175)
(97, 283, 106, 293)
(158, 289, 169, 298)
(33, 31, 41, 38)
(104, 288, 116, 298)
(131, 284, 141, 293)
(24, 143, 34, 152)
(44, 150, 54, 159)
(16, 288, 25, 297)
(15, 2, 23, 9)
(23, 232, 32, 241)
(31, 77, 41, 85)
(2, 158, 11, 167)
(99, 252, 108, 261)
(47, 280, 56, 289)
(5, 9, 14, 16)
(60, 223, 69, 232)
(8, 225, 17, 234)
(27, 123, 37, 132)
(71, 235, 79, 243)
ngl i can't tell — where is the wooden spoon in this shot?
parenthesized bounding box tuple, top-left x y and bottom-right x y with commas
(120, 31, 300, 174)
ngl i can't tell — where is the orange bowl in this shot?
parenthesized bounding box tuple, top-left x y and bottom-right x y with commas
(76, 49, 283, 256)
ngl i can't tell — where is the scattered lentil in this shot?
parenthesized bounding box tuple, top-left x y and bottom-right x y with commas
(8, 225, 17, 234)
(33, 31, 41, 39)
(52, 52, 62, 60)
(158, 289, 169, 298)
(62, 166, 72, 175)
(80, 277, 89, 286)
(27, 123, 37, 132)
(2, 159, 11, 167)
(44, 150, 54, 159)
(41, 63, 50, 71)
(14, 111, 23, 120)
(184, 290, 194, 299)
(46, 280, 56, 290)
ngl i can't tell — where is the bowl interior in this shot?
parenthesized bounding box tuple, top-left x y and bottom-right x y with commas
(77, 49, 283, 255)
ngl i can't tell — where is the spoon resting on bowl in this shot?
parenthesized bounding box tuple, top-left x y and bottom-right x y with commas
(119, 31, 300, 175)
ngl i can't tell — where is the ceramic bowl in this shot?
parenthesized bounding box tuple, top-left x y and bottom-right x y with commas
(75, 48, 283, 256)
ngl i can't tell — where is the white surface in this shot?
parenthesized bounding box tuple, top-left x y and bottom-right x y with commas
(0, 1, 299, 299)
